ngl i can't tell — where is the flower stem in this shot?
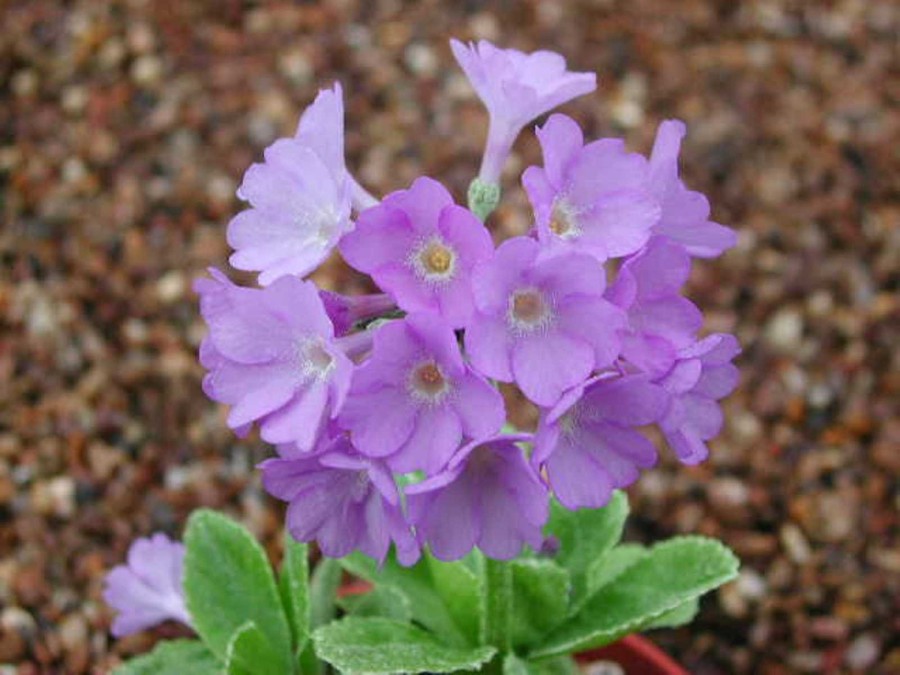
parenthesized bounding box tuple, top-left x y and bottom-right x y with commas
(482, 556, 512, 670)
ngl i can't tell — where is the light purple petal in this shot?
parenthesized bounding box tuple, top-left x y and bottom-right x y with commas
(535, 114, 584, 187)
(465, 312, 514, 381)
(512, 331, 594, 407)
(451, 373, 506, 440)
(339, 387, 417, 458)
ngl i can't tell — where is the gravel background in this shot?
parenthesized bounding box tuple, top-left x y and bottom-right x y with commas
(2, 1, 898, 673)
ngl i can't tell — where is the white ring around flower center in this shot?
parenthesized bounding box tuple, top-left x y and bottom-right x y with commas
(408, 360, 451, 405)
(549, 199, 580, 240)
(298, 338, 335, 381)
(507, 287, 553, 334)
(410, 238, 457, 284)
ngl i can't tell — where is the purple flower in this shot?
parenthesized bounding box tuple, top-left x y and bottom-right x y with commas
(533, 375, 669, 510)
(657, 333, 740, 465)
(648, 120, 737, 257)
(319, 291, 395, 336)
(605, 237, 702, 375)
(406, 435, 548, 561)
(103, 533, 191, 637)
(260, 434, 419, 565)
(196, 269, 352, 451)
(465, 236, 625, 406)
(338, 314, 504, 475)
(227, 84, 352, 285)
(522, 114, 661, 262)
(450, 39, 596, 183)
(339, 177, 494, 327)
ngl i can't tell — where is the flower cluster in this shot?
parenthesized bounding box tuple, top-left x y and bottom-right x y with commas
(195, 39, 740, 566)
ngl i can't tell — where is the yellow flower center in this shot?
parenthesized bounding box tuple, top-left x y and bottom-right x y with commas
(421, 243, 453, 274)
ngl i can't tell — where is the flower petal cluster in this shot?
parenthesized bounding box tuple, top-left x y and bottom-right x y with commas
(227, 84, 352, 285)
(103, 533, 191, 637)
(191, 41, 740, 565)
(339, 314, 504, 474)
(523, 114, 661, 261)
(533, 375, 668, 509)
(648, 120, 738, 257)
(340, 177, 493, 327)
(196, 269, 352, 451)
(260, 434, 420, 565)
(657, 334, 741, 464)
(407, 435, 548, 561)
(466, 236, 625, 406)
(451, 39, 596, 182)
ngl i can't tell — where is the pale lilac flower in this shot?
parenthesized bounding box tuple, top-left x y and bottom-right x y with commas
(450, 40, 596, 183)
(227, 84, 353, 285)
(196, 269, 352, 451)
(338, 314, 504, 475)
(339, 177, 493, 328)
(657, 333, 740, 465)
(533, 375, 669, 510)
(260, 434, 420, 565)
(465, 236, 625, 406)
(648, 120, 737, 257)
(523, 114, 660, 261)
(406, 434, 548, 561)
(103, 533, 191, 637)
(319, 290, 395, 336)
(605, 237, 702, 375)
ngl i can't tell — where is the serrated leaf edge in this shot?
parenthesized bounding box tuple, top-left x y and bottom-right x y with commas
(529, 536, 739, 660)
(312, 617, 497, 675)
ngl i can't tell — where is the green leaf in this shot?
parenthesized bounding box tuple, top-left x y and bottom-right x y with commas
(529, 536, 739, 659)
(503, 653, 531, 675)
(585, 543, 649, 595)
(113, 640, 221, 675)
(426, 553, 483, 645)
(340, 551, 468, 646)
(646, 598, 700, 629)
(546, 492, 628, 607)
(502, 653, 580, 675)
(183, 510, 292, 671)
(279, 535, 310, 654)
(300, 556, 343, 675)
(510, 559, 570, 648)
(225, 622, 288, 675)
(309, 557, 342, 629)
(313, 617, 496, 674)
(337, 584, 412, 622)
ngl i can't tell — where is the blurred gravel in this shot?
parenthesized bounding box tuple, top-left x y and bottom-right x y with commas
(1, 1, 898, 673)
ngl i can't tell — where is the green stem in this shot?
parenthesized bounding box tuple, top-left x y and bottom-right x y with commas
(482, 557, 512, 671)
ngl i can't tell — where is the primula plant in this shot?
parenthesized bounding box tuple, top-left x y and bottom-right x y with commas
(105, 39, 741, 674)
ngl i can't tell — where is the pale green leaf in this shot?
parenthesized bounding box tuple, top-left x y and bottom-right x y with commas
(510, 558, 570, 648)
(225, 622, 288, 675)
(645, 598, 700, 629)
(113, 640, 221, 675)
(309, 557, 342, 629)
(426, 554, 483, 645)
(279, 535, 310, 654)
(183, 510, 292, 671)
(529, 536, 739, 659)
(337, 584, 412, 622)
(313, 617, 496, 674)
(502, 653, 580, 675)
(546, 492, 628, 605)
(585, 543, 649, 596)
(340, 551, 468, 646)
